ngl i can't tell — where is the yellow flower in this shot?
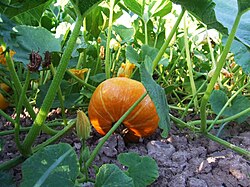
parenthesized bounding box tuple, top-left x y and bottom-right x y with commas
(117, 61, 135, 78)
(0, 46, 16, 65)
(69, 68, 88, 80)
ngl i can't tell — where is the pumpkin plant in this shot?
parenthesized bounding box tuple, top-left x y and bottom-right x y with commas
(0, 0, 250, 186)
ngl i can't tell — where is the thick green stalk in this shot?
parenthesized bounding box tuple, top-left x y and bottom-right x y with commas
(85, 92, 147, 168)
(200, 13, 242, 133)
(21, 14, 84, 155)
(14, 71, 31, 154)
(152, 9, 185, 70)
(104, 0, 115, 79)
(183, 13, 198, 111)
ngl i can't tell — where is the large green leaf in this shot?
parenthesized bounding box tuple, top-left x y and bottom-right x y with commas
(10, 25, 61, 65)
(0, 14, 16, 44)
(237, 0, 250, 13)
(210, 90, 250, 123)
(95, 164, 134, 187)
(0, 0, 51, 19)
(12, 0, 53, 26)
(171, 0, 228, 34)
(140, 63, 170, 137)
(118, 152, 159, 187)
(21, 143, 79, 187)
(213, 0, 250, 47)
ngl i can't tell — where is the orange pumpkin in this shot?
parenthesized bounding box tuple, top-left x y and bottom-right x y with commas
(0, 83, 10, 110)
(88, 77, 159, 141)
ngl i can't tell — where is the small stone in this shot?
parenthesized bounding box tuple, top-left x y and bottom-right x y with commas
(188, 177, 207, 187)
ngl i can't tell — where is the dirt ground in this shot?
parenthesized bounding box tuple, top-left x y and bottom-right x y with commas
(0, 108, 250, 187)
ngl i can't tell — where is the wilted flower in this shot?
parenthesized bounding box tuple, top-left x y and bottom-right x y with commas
(28, 50, 42, 72)
(117, 61, 136, 78)
(42, 51, 51, 68)
(76, 110, 91, 140)
(69, 68, 88, 80)
(0, 46, 16, 65)
(99, 46, 105, 60)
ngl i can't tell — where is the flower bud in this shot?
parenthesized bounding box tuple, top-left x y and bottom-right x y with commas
(76, 110, 91, 140)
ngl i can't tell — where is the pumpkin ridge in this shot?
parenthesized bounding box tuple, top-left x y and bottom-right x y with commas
(99, 86, 115, 122)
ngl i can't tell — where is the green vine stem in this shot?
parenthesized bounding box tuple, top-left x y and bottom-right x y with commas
(200, 12, 242, 133)
(183, 12, 198, 111)
(0, 121, 63, 136)
(181, 80, 207, 119)
(66, 70, 96, 91)
(32, 119, 76, 153)
(205, 133, 250, 159)
(14, 71, 31, 155)
(0, 155, 25, 171)
(21, 10, 84, 155)
(104, 0, 115, 79)
(207, 80, 250, 131)
(152, 9, 185, 70)
(190, 107, 250, 127)
(85, 92, 147, 169)
(170, 113, 250, 158)
(49, 64, 67, 125)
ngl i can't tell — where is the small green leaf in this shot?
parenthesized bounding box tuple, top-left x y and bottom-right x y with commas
(123, 0, 143, 18)
(140, 63, 170, 137)
(118, 152, 159, 187)
(95, 164, 134, 187)
(0, 172, 15, 187)
(126, 45, 140, 66)
(210, 90, 250, 123)
(112, 25, 135, 43)
(149, 0, 172, 18)
(21, 143, 79, 187)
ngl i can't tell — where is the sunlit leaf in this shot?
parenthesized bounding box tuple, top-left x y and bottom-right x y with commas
(21, 143, 79, 187)
(95, 164, 134, 187)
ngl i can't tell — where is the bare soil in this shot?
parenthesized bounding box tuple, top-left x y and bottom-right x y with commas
(0, 108, 250, 187)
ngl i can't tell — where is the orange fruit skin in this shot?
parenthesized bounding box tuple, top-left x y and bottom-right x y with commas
(88, 77, 159, 140)
(0, 83, 10, 110)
